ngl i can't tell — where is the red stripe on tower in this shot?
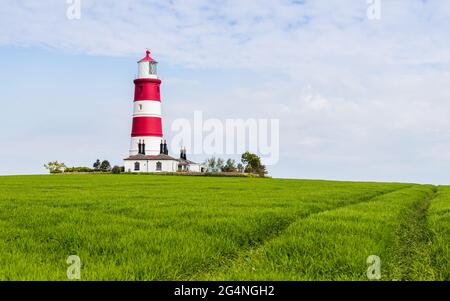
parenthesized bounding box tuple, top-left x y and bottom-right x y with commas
(134, 78, 161, 101)
(131, 116, 163, 137)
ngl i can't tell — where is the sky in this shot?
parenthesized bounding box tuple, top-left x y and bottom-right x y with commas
(1, 0, 450, 184)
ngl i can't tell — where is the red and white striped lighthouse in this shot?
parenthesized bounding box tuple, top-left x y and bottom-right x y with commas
(129, 50, 163, 156)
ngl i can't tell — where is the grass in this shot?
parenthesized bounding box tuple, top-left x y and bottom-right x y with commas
(0, 174, 448, 280)
(205, 185, 436, 280)
(428, 186, 450, 280)
(391, 186, 437, 280)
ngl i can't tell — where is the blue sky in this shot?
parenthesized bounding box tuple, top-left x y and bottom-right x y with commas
(1, 0, 450, 184)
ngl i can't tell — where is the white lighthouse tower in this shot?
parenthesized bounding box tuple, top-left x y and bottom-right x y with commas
(129, 49, 163, 156)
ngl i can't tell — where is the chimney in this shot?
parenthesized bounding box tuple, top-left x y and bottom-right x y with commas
(142, 140, 146, 155)
(160, 140, 164, 154)
(163, 140, 168, 155)
(138, 140, 142, 154)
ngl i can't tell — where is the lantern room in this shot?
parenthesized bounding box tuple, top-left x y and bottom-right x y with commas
(138, 49, 158, 79)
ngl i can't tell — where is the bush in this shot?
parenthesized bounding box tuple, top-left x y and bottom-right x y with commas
(78, 167, 93, 173)
(44, 161, 66, 174)
(111, 166, 121, 174)
(64, 167, 93, 173)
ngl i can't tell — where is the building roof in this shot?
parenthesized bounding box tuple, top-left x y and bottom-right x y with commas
(178, 158, 198, 165)
(138, 49, 156, 62)
(124, 154, 178, 161)
(124, 154, 199, 165)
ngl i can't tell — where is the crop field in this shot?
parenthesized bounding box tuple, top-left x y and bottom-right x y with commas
(0, 174, 448, 280)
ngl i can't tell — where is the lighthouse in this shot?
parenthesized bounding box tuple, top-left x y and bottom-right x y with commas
(129, 49, 163, 156)
(124, 50, 204, 173)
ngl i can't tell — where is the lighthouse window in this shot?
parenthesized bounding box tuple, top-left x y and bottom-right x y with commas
(149, 62, 157, 75)
(156, 162, 162, 171)
(139, 104, 143, 111)
(134, 162, 140, 171)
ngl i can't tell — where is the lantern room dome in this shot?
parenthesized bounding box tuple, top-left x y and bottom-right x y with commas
(139, 49, 157, 63)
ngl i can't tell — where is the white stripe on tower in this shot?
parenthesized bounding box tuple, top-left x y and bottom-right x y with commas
(133, 101, 162, 118)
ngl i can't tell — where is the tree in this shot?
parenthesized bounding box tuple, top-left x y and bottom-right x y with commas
(205, 157, 217, 171)
(204, 157, 240, 173)
(236, 163, 244, 173)
(223, 159, 236, 172)
(93, 159, 101, 170)
(204, 157, 223, 172)
(216, 158, 224, 172)
(241, 151, 267, 176)
(100, 160, 111, 171)
(256, 164, 267, 177)
(44, 161, 66, 174)
(241, 151, 258, 172)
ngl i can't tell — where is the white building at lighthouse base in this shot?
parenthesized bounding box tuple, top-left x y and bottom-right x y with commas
(124, 153, 204, 173)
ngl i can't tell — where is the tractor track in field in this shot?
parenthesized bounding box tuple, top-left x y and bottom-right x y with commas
(190, 185, 414, 280)
(392, 186, 438, 280)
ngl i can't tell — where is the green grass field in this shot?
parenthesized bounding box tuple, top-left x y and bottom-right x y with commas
(0, 174, 448, 280)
